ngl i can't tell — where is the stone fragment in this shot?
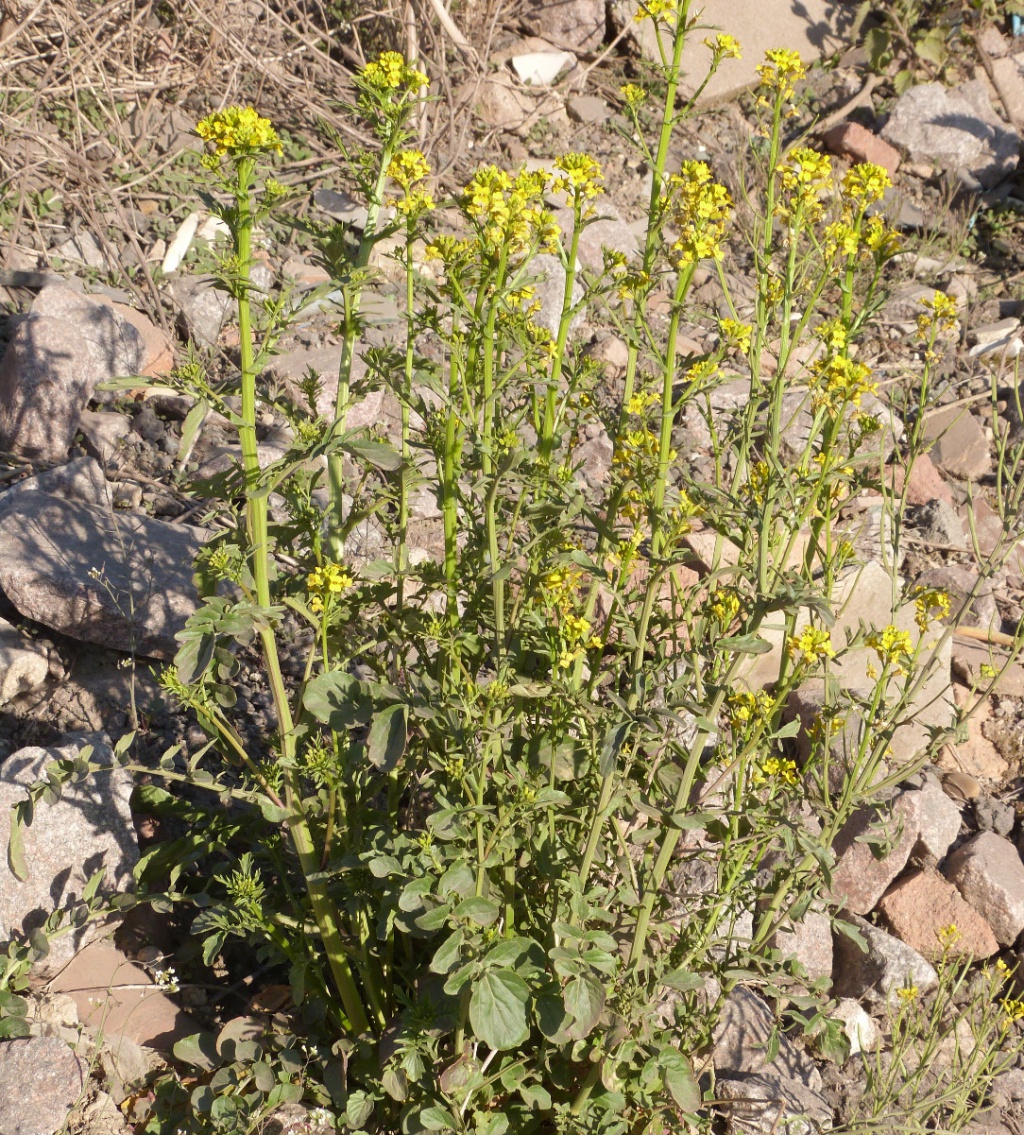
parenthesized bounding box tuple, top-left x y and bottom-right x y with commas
(0, 457, 110, 516)
(574, 429, 613, 488)
(716, 1073, 831, 1135)
(510, 48, 576, 87)
(111, 301, 174, 376)
(461, 72, 567, 136)
(910, 777, 963, 861)
(883, 281, 942, 323)
(974, 793, 1015, 837)
(922, 404, 991, 480)
(585, 335, 629, 376)
(916, 498, 966, 547)
(951, 642, 1024, 699)
(878, 867, 999, 960)
(525, 0, 605, 52)
(713, 987, 821, 1088)
(832, 914, 939, 1005)
(614, 0, 852, 103)
(941, 769, 981, 801)
(944, 831, 1024, 945)
(971, 316, 1021, 349)
(167, 274, 232, 347)
(978, 24, 1010, 58)
(828, 793, 920, 915)
(54, 231, 108, 271)
(555, 199, 640, 272)
(823, 122, 901, 177)
(0, 1036, 86, 1135)
(831, 999, 881, 1057)
(989, 55, 1024, 126)
(530, 252, 585, 337)
(0, 490, 207, 659)
(0, 735, 136, 976)
(77, 408, 133, 465)
(0, 283, 145, 462)
(768, 909, 833, 983)
(50, 940, 196, 1051)
(566, 94, 610, 123)
(0, 616, 49, 704)
(905, 452, 953, 506)
(264, 345, 384, 431)
(880, 80, 1018, 187)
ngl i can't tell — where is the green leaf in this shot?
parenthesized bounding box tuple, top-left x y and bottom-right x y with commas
(0, 1015, 31, 1038)
(178, 399, 209, 467)
(366, 703, 407, 772)
(519, 1083, 552, 1111)
(564, 975, 605, 1039)
(252, 1061, 277, 1093)
(469, 969, 530, 1051)
(659, 1047, 701, 1112)
(303, 670, 372, 729)
(258, 798, 290, 823)
(346, 1090, 374, 1129)
(420, 1107, 457, 1131)
(454, 895, 499, 926)
(718, 632, 771, 654)
(7, 800, 29, 882)
(661, 968, 703, 992)
(430, 930, 463, 975)
(173, 1031, 221, 1072)
(340, 436, 402, 471)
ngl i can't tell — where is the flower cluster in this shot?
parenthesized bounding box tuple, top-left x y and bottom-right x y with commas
(705, 33, 741, 59)
(841, 162, 892, 208)
(307, 561, 354, 613)
(551, 152, 604, 209)
(751, 755, 799, 788)
(866, 624, 913, 676)
(728, 688, 774, 732)
(540, 565, 600, 669)
(917, 291, 960, 338)
(195, 106, 282, 158)
(719, 318, 752, 354)
(633, 0, 676, 24)
(388, 149, 435, 217)
(777, 147, 833, 226)
(462, 165, 559, 257)
(787, 626, 836, 667)
(620, 83, 648, 109)
(360, 50, 428, 93)
(808, 355, 877, 417)
(707, 588, 741, 625)
(914, 586, 951, 633)
(756, 48, 806, 105)
(663, 160, 732, 265)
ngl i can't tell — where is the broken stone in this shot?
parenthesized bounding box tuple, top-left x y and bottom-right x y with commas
(978, 24, 1010, 58)
(904, 452, 953, 506)
(944, 831, 1024, 945)
(716, 1073, 831, 1135)
(713, 986, 821, 1089)
(0, 616, 49, 704)
(510, 48, 576, 87)
(566, 94, 610, 123)
(832, 914, 939, 1005)
(167, 274, 232, 347)
(50, 940, 196, 1051)
(264, 345, 384, 431)
(831, 999, 881, 1057)
(880, 80, 1019, 188)
(823, 122, 901, 177)
(0, 490, 207, 659)
(77, 408, 133, 465)
(0, 1036, 87, 1135)
(989, 55, 1024, 127)
(768, 908, 833, 983)
(529, 252, 585, 337)
(878, 867, 999, 960)
(0, 734, 136, 976)
(828, 792, 921, 915)
(0, 283, 146, 463)
(922, 404, 991, 480)
(555, 198, 640, 272)
(910, 776, 963, 861)
(461, 72, 567, 136)
(524, 0, 605, 52)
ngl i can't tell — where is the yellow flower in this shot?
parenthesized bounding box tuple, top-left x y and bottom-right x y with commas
(1002, 998, 1024, 1027)
(916, 290, 959, 338)
(728, 689, 774, 731)
(861, 215, 900, 257)
(620, 83, 648, 108)
(360, 50, 428, 92)
(462, 165, 557, 256)
(824, 220, 858, 260)
(551, 152, 604, 202)
(914, 587, 950, 633)
(705, 33, 741, 59)
(897, 986, 919, 1004)
(751, 756, 799, 787)
(633, 0, 676, 24)
(196, 106, 282, 158)
(756, 48, 805, 102)
(809, 355, 877, 417)
(866, 624, 914, 675)
(388, 149, 430, 189)
(936, 924, 960, 949)
(719, 318, 752, 354)
(307, 561, 354, 613)
(664, 160, 732, 265)
(787, 627, 836, 667)
(814, 318, 848, 353)
(708, 588, 741, 625)
(841, 162, 892, 207)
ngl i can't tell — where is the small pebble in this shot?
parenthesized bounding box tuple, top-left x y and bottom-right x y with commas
(942, 770, 981, 801)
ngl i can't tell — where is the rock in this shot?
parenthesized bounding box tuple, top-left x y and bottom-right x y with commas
(828, 792, 920, 915)
(883, 281, 941, 323)
(167, 274, 232, 347)
(0, 490, 207, 659)
(905, 452, 953, 506)
(880, 80, 1019, 188)
(529, 252, 585, 338)
(54, 231, 108, 271)
(111, 302, 174, 376)
(0, 283, 146, 463)
(971, 316, 1021, 350)
(566, 94, 610, 123)
(264, 345, 384, 431)
(713, 987, 821, 1088)
(0, 616, 49, 704)
(614, 0, 852, 103)
(0, 456, 110, 514)
(510, 48, 576, 87)
(461, 72, 567, 136)
(878, 867, 999, 960)
(832, 914, 939, 1005)
(768, 908, 833, 983)
(823, 122, 901, 177)
(524, 0, 605, 52)
(974, 793, 1015, 837)
(941, 769, 982, 801)
(977, 24, 1010, 58)
(951, 642, 1024, 700)
(910, 777, 963, 861)
(989, 55, 1024, 126)
(716, 1073, 831, 1135)
(0, 735, 136, 976)
(0, 1036, 86, 1135)
(77, 408, 133, 465)
(915, 498, 967, 547)
(585, 335, 630, 376)
(785, 681, 880, 794)
(263, 1103, 338, 1135)
(50, 940, 196, 1051)
(944, 831, 1024, 945)
(831, 999, 881, 1057)
(574, 429, 613, 488)
(922, 404, 991, 480)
